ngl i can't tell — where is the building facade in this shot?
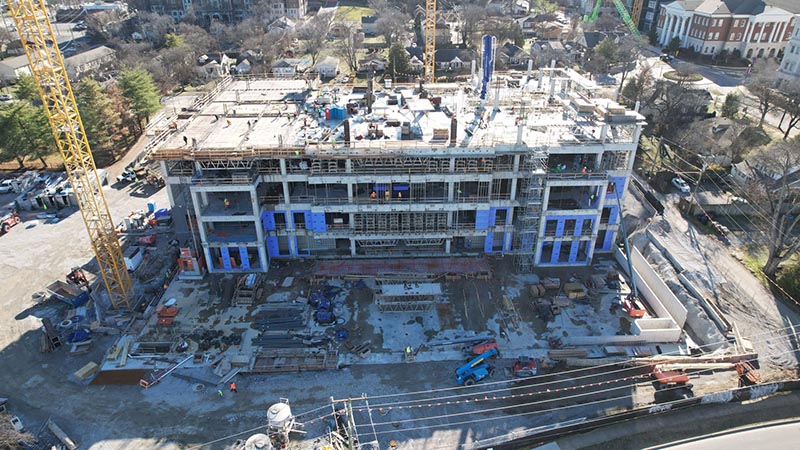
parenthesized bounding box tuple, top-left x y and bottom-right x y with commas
(143, 0, 306, 23)
(779, 23, 800, 79)
(656, 0, 798, 58)
(148, 70, 644, 273)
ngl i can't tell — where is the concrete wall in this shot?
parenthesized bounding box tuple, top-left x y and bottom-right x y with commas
(616, 246, 688, 328)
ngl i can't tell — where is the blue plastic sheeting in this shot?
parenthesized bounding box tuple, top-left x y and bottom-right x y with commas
(220, 247, 232, 270)
(373, 184, 389, 191)
(61, 291, 89, 308)
(606, 206, 619, 225)
(311, 212, 327, 232)
(154, 208, 170, 219)
(239, 247, 250, 270)
(484, 233, 494, 253)
(393, 184, 409, 191)
(475, 209, 491, 230)
(67, 329, 91, 344)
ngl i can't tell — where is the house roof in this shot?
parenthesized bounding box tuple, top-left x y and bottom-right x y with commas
(315, 56, 340, 68)
(500, 42, 528, 57)
(359, 53, 387, 64)
(0, 53, 32, 70)
(579, 31, 626, 49)
(434, 48, 477, 63)
(64, 45, 115, 68)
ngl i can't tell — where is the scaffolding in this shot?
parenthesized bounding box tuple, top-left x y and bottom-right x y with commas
(514, 149, 548, 272)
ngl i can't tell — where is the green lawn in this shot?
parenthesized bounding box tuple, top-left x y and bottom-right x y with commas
(334, 6, 375, 23)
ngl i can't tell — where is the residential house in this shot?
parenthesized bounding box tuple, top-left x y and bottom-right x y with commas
(362, 16, 378, 35)
(519, 16, 539, 38)
(518, 14, 567, 40)
(197, 54, 233, 79)
(0, 54, 32, 81)
(532, 40, 572, 66)
(408, 54, 424, 73)
(233, 59, 252, 75)
(358, 53, 387, 72)
(314, 56, 340, 78)
(268, 16, 297, 33)
(513, 0, 530, 17)
(577, 31, 626, 51)
(405, 46, 476, 71)
(497, 43, 532, 67)
(272, 58, 310, 77)
(436, 21, 452, 46)
(657, 0, 800, 58)
(63, 46, 116, 80)
(731, 157, 800, 187)
(779, 21, 800, 80)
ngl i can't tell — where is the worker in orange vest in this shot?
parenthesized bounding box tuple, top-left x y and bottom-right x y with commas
(370, 191, 377, 200)
(230, 382, 237, 393)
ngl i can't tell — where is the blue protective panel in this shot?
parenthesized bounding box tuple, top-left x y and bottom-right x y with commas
(373, 184, 389, 191)
(551, 242, 562, 263)
(267, 236, 281, 258)
(475, 209, 491, 230)
(607, 206, 618, 225)
(393, 184, 409, 191)
(220, 247, 232, 270)
(261, 210, 275, 231)
(602, 230, 616, 251)
(569, 241, 580, 263)
(484, 233, 494, 253)
(239, 247, 250, 270)
(606, 176, 626, 198)
(574, 218, 583, 237)
(311, 212, 327, 232)
(555, 219, 565, 237)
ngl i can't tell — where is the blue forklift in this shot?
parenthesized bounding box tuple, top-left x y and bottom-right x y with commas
(455, 348, 499, 386)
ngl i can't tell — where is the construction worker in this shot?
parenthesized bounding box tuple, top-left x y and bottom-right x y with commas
(384, 190, 390, 202)
(224, 198, 231, 208)
(405, 346, 412, 358)
(370, 191, 377, 200)
(397, 191, 403, 200)
(230, 382, 237, 393)
(217, 389, 224, 398)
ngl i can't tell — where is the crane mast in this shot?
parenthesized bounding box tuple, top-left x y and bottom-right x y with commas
(9, 0, 133, 309)
(424, 0, 436, 83)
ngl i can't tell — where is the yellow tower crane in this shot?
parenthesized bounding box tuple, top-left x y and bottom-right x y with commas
(424, 0, 436, 83)
(9, 0, 133, 309)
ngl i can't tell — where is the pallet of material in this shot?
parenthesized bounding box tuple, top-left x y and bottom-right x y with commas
(530, 284, 546, 297)
(74, 362, 100, 381)
(547, 349, 589, 359)
(564, 282, 587, 299)
(543, 277, 561, 290)
(250, 349, 338, 373)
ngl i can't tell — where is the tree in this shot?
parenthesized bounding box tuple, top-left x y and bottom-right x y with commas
(375, 11, 410, 45)
(746, 64, 781, 128)
(721, 93, 740, 118)
(298, 14, 332, 65)
(118, 68, 161, 133)
(642, 77, 710, 136)
(458, 5, 485, 48)
(620, 63, 654, 107)
(164, 33, 184, 48)
(614, 35, 645, 95)
(336, 25, 364, 73)
(666, 37, 681, 53)
(138, 12, 175, 48)
(75, 79, 122, 160)
(388, 42, 412, 78)
(0, 102, 55, 168)
(531, 0, 558, 14)
(776, 79, 800, 140)
(587, 37, 618, 77)
(177, 23, 215, 55)
(15, 74, 39, 103)
(106, 83, 137, 144)
(0, 412, 35, 448)
(749, 140, 800, 277)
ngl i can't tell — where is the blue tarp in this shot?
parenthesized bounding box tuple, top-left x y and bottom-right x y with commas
(154, 208, 170, 219)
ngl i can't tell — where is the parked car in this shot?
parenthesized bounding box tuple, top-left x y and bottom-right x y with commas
(0, 179, 13, 194)
(660, 53, 674, 62)
(0, 93, 12, 101)
(73, 22, 88, 31)
(9, 415, 23, 432)
(672, 177, 690, 193)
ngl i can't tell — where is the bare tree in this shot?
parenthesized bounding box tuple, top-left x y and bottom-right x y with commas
(642, 77, 710, 136)
(615, 35, 646, 95)
(138, 12, 175, 48)
(620, 63, 654, 107)
(748, 140, 800, 277)
(745, 62, 781, 128)
(177, 23, 215, 55)
(458, 4, 485, 48)
(375, 11, 410, 45)
(298, 14, 332, 65)
(776, 79, 800, 140)
(336, 25, 364, 73)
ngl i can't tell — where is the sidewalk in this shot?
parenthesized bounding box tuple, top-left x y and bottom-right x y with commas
(553, 390, 800, 450)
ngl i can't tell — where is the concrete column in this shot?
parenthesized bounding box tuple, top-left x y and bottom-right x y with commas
(744, 21, 754, 44)
(512, 154, 521, 172)
(350, 238, 356, 256)
(449, 157, 456, 172)
(665, 14, 676, 46)
(203, 244, 215, 273)
(774, 22, 785, 42)
(288, 233, 297, 256)
(510, 178, 518, 201)
(661, 14, 673, 46)
(282, 180, 290, 203)
(600, 124, 608, 142)
(445, 239, 451, 254)
(769, 22, 778, 43)
(279, 158, 287, 176)
(249, 186, 259, 216)
(347, 183, 353, 202)
(345, 159, 352, 173)
(676, 16, 688, 45)
(257, 245, 268, 271)
(447, 211, 453, 227)
(448, 182, 455, 201)
(683, 18, 693, 43)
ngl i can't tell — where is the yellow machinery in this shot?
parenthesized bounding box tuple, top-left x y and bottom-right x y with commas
(424, 0, 436, 82)
(9, 0, 132, 309)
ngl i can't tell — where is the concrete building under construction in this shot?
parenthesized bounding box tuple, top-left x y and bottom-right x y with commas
(147, 67, 644, 273)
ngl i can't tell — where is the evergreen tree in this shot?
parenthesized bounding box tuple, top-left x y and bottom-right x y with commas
(721, 93, 740, 118)
(0, 102, 56, 168)
(15, 74, 39, 103)
(76, 79, 122, 160)
(118, 68, 161, 133)
(388, 42, 411, 78)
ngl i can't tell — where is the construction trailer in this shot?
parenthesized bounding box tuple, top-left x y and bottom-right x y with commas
(146, 67, 644, 273)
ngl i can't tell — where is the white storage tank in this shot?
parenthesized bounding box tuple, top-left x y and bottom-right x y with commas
(266, 402, 293, 431)
(244, 433, 272, 450)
